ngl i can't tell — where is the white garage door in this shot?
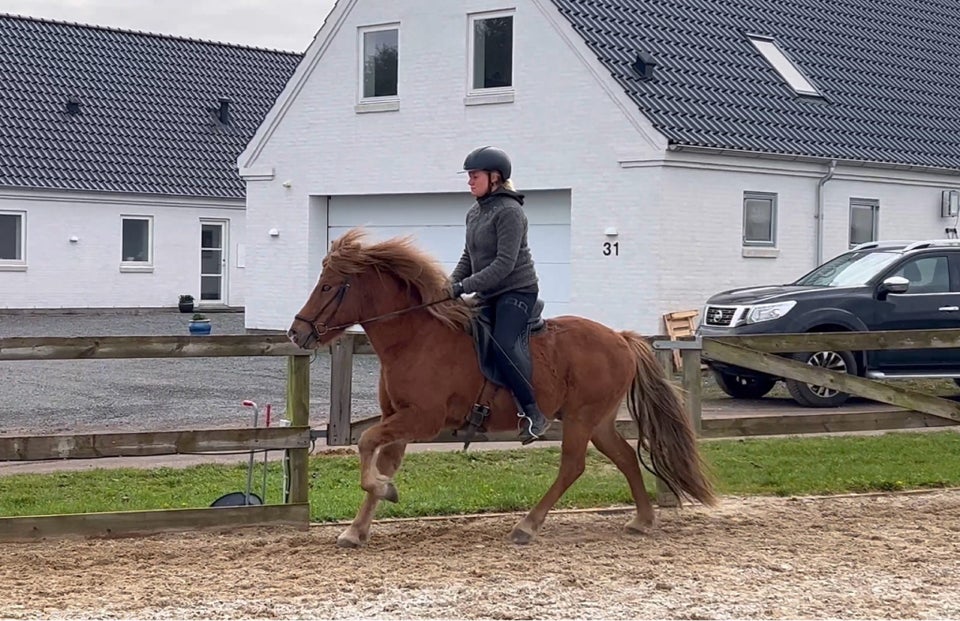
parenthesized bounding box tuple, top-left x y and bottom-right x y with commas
(328, 191, 570, 317)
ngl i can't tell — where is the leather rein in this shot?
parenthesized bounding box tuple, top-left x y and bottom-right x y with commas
(293, 277, 453, 341)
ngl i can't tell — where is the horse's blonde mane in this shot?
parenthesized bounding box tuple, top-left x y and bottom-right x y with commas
(323, 228, 476, 331)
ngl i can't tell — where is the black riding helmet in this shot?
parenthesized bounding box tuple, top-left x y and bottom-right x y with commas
(462, 146, 512, 180)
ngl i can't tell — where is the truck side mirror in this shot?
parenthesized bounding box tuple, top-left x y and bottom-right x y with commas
(878, 275, 909, 299)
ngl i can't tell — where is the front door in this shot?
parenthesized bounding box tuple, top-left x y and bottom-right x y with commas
(200, 221, 228, 304)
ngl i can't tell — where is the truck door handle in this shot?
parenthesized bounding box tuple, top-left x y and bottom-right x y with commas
(939, 306, 959, 312)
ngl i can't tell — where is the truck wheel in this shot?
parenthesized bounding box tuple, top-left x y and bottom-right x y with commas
(785, 350, 857, 407)
(713, 370, 776, 399)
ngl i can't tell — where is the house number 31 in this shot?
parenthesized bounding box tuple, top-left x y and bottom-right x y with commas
(602, 241, 620, 256)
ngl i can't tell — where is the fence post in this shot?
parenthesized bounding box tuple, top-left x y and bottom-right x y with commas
(327, 332, 355, 446)
(286, 354, 311, 505)
(681, 346, 702, 434)
(654, 345, 680, 507)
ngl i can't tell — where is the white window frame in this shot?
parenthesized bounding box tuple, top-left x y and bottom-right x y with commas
(465, 9, 516, 106)
(356, 23, 400, 114)
(120, 215, 154, 273)
(742, 191, 778, 248)
(849, 198, 880, 248)
(0, 210, 26, 271)
(747, 34, 821, 97)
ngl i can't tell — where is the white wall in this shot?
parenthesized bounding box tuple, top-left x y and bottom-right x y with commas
(0, 189, 246, 309)
(241, 0, 667, 332)
(652, 153, 960, 327)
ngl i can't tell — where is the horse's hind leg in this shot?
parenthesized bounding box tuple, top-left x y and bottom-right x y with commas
(337, 440, 407, 548)
(509, 418, 592, 545)
(591, 414, 657, 533)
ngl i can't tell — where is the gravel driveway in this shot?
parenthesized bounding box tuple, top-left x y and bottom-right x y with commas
(0, 310, 384, 436)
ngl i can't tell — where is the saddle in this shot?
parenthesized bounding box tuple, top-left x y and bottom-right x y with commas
(456, 298, 547, 449)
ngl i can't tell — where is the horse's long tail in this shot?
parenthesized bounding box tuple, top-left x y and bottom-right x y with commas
(620, 331, 717, 507)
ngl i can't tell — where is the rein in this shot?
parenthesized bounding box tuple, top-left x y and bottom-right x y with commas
(293, 277, 454, 340)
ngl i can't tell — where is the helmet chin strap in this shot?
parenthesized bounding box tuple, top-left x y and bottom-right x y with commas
(481, 171, 501, 198)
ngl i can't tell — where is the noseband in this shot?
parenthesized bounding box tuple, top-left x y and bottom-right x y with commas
(293, 279, 352, 340)
(293, 277, 453, 342)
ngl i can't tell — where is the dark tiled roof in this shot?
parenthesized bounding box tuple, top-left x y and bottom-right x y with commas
(551, 0, 960, 171)
(0, 14, 301, 198)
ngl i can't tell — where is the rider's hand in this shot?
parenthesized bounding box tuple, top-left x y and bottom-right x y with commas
(450, 281, 465, 299)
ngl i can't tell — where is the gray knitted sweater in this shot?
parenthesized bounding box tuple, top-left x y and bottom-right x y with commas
(451, 189, 539, 298)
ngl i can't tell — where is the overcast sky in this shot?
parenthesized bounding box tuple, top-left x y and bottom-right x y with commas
(0, 0, 338, 51)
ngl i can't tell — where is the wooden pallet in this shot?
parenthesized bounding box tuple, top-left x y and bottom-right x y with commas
(662, 309, 700, 372)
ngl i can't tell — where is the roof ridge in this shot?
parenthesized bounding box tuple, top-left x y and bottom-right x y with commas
(0, 11, 305, 57)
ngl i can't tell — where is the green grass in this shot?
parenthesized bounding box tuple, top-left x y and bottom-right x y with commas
(1, 431, 958, 522)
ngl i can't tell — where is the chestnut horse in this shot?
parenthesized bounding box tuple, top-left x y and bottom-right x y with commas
(288, 229, 716, 547)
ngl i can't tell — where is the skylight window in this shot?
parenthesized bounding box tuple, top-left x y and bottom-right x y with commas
(747, 35, 820, 97)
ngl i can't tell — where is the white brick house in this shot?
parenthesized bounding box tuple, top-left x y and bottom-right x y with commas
(0, 14, 300, 311)
(239, 0, 960, 334)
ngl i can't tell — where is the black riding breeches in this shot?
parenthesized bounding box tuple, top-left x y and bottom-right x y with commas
(479, 290, 539, 408)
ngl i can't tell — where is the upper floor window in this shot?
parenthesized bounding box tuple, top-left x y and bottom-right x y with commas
(743, 191, 777, 247)
(469, 11, 514, 92)
(849, 198, 879, 247)
(0, 210, 25, 270)
(359, 24, 399, 101)
(747, 34, 821, 98)
(121, 215, 153, 271)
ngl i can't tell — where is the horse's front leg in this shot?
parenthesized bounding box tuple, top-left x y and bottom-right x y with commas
(356, 406, 442, 501)
(337, 440, 407, 548)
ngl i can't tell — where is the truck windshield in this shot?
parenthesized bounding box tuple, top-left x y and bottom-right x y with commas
(794, 251, 901, 287)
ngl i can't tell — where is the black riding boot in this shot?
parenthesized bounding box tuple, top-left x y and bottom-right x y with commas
(518, 401, 550, 445)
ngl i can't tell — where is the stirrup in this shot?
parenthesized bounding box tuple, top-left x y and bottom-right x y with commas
(517, 412, 547, 445)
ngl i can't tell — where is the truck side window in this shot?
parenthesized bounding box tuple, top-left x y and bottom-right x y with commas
(890, 256, 950, 294)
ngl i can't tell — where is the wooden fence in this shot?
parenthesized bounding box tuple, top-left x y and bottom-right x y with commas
(5, 326, 959, 540)
(654, 328, 960, 432)
(0, 335, 315, 541)
(326, 326, 960, 443)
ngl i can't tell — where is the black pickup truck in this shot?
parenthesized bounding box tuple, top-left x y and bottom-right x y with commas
(697, 239, 960, 407)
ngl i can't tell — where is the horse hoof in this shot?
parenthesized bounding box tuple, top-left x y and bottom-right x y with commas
(509, 526, 536, 545)
(382, 482, 399, 503)
(625, 514, 657, 535)
(336, 533, 365, 548)
(336, 526, 367, 548)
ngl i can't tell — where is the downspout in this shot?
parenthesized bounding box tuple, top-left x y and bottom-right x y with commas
(815, 159, 838, 266)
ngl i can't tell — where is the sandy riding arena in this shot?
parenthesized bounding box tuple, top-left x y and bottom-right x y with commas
(3, 490, 959, 620)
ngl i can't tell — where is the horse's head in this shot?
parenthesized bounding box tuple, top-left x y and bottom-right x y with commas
(287, 227, 476, 349)
(287, 230, 370, 349)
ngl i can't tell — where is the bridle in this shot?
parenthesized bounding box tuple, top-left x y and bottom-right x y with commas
(293, 279, 352, 339)
(292, 276, 454, 342)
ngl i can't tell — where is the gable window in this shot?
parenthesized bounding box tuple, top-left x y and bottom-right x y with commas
(743, 191, 777, 247)
(747, 34, 821, 97)
(849, 199, 879, 247)
(358, 24, 399, 107)
(0, 211, 25, 270)
(121, 215, 153, 272)
(469, 11, 514, 93)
